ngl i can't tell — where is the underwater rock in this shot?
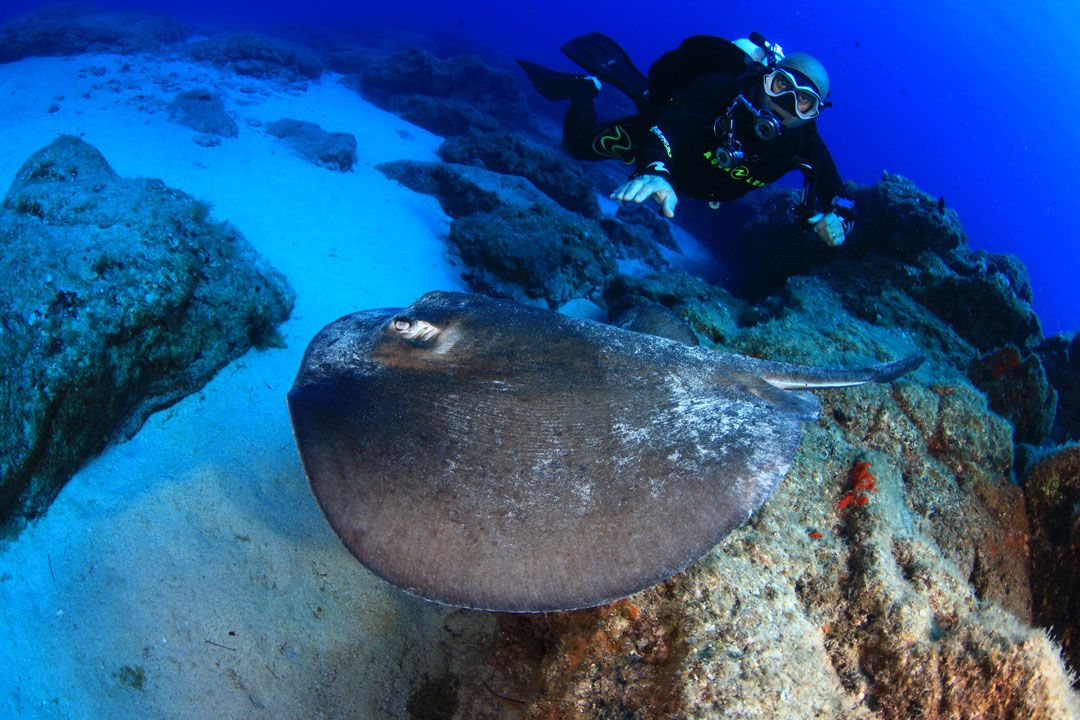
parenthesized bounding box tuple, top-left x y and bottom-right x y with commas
(266, 118, 357, 172)
(1023, 444, 1080, 689)
(437, 133, 599, 218)
(850, 171, 967, 259)
(379, 158, 550, 217)
(612, 203, 679, 252)
(916, 249, 1042, 352)
(385, 92, 511, 137)
(699, 169, 965, 302)
(596, 213, 667, 268)
(1038, 331, 1080, 442)
(704, 174, 1041, 357)
(167, 89, 239, 138)
(183, 32, 324, 84)
(0, 5, 190, 62)
(969, 344, 1057, 445)
(605, 271, 743, 347)
(0, 135, 293, 528)
(324, 43, 378, 75)
(448, 203, 617, 308)
(378, 159, 669, 307)
(345, 47, 533, 136)
(606, 295, 699, 346)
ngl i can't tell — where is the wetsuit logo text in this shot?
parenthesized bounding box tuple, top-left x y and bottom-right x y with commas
(703, 151, 767, 187)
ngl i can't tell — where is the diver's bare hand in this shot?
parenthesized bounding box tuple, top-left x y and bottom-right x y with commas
(809, 211, 846, 246)
(610, 175, 678, 218)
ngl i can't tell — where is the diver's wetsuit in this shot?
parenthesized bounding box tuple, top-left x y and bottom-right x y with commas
(563, 70, 844, 215)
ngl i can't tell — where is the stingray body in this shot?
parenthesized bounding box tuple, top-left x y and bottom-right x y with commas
(288, 291, 921, 612)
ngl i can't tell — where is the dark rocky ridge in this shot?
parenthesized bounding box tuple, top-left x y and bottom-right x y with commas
(0, 4, 191, 62)
(181, 33, 325, 84)
(342, 46, 535, 137)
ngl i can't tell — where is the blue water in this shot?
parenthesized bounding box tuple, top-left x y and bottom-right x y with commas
(4, 0, 1077, 335)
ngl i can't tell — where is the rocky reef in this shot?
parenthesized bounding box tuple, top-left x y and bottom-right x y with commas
(0, 136, 294, 530)
(364, 43, 1080, 718)
(0, 5, 191, 62)
(181, 33, 325, 84)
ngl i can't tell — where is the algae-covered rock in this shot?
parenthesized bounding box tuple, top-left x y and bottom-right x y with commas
(915, 253, 1042, 352)
(969, 344, 1058, 445)
(0, 136, 293, 528)
(266, 118, 357, 172)
(182, 32, 324, 83)
(347, 47, 533, 137)
(378, 159, 669, 308)
(448, 204, 616, 308)
(1038, 332, 1080, 442)
(437, 133, 600, 218)
(168, 88, 239, 138)
(1024, 445, 1080, 684)
(0, 5, 190, 62)
(603, 270, 744, 347)
(704, 174, 1042, 355)
(607, 296, 699, 346)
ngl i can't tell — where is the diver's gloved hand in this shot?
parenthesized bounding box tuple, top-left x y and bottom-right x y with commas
(610, 174, 679, 218)
(809, 211, 846, 246)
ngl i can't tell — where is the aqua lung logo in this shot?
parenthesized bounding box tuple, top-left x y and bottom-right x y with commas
(703, 151, 767, 187)
(594, 125, 634, 161)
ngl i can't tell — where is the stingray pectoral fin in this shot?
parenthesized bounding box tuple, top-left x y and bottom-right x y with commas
(757, 353, 925, 390)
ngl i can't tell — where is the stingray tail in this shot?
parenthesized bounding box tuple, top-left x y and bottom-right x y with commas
(757, 354, 924, 390)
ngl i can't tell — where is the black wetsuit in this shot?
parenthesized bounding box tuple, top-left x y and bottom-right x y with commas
(562, 70, 844, 216)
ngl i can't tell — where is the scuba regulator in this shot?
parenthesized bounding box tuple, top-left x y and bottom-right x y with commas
(712, 32, 786, 169)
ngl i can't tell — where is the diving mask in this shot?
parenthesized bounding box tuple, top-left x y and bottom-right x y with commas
(763, 68, 823, 120)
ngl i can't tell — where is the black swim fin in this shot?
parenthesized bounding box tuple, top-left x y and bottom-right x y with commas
(560, 32, 649, 107)
(516, 59, 599, 101)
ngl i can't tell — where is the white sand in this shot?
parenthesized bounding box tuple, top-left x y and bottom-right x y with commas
(0, 52, 486, 720)
(0, 50, 714, 719)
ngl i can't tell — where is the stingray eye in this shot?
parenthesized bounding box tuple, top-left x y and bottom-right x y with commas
(390, 317, 441, 345)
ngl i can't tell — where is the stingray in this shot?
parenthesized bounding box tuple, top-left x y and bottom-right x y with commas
(287, 291, 921, 613)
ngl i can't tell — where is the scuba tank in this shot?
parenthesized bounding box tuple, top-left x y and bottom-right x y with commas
(646, 32, 781, 105)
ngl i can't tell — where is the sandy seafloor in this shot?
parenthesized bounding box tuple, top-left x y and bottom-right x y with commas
(0, 51, 712, 719)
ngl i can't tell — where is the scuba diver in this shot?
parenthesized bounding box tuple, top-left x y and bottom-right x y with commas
(517, 32, 854, 246)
